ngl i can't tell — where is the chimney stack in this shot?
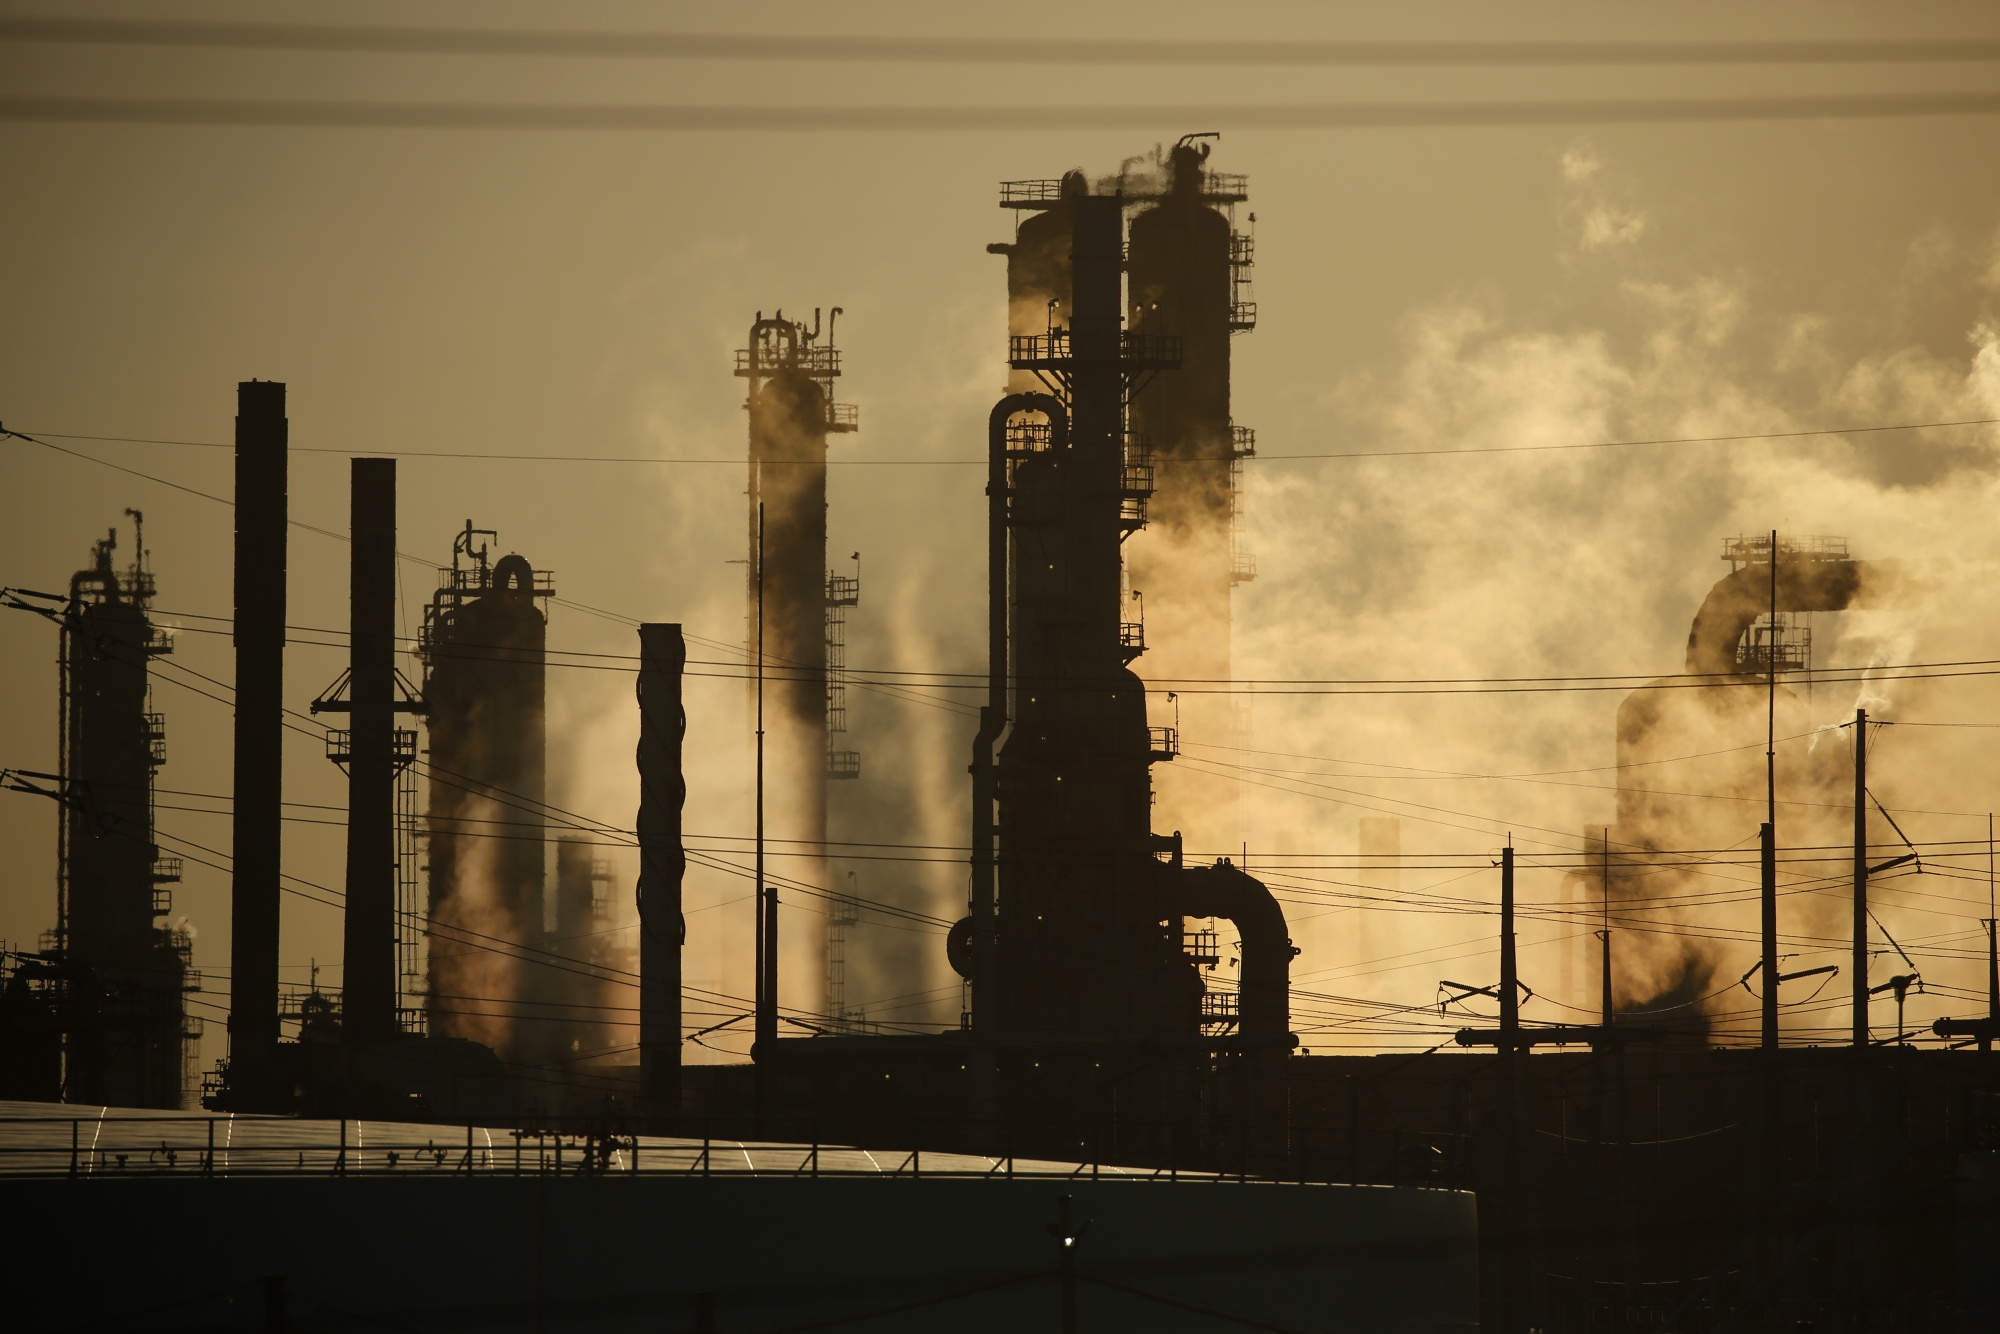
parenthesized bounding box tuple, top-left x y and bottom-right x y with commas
(229, 380, 287, 1098)
(341, 458, 399, 1042)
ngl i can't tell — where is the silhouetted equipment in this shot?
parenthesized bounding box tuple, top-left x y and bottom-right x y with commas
(311, 462, 425, 1043)
(0, 521, 194, 1106)
(637, 623, 686, 1115)
(1933, 908, 2000, 1049)
(418, 521, 551, 1060)
(737, 309, 858, 1029)
(991, 169, 1291, 1048)
(1124, 135, 1258, 854)
(230, 379, 287, 1102)
(308, 466, 423, 1045)
(327, 458, 402, 1043)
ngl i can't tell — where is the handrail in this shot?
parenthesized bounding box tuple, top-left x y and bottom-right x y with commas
(0, 1116, 1278, 1182)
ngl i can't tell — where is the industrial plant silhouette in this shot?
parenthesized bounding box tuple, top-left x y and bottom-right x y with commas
(5, 135, 1997, 1334)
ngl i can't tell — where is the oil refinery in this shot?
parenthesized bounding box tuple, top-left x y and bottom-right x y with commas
(6, 16, 2000, 1331)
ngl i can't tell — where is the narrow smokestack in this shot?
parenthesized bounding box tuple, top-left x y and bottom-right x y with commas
(637, 622, 685, 1115)
(229, 379, 286, 1096)
(341, 458, 398, 1041)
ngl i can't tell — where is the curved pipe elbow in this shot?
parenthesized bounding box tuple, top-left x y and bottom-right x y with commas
(1174, 861, 1294, 1044)
(988, 392, 1069, 448)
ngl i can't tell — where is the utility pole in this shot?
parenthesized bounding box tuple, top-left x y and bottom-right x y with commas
(1599, 831, 1612, 1028)
(1761, 529, 1779, 1051)
(755, 504, 775, 1053)
(1500, 841, 1519, 1043)
(1852, 708, 1868, 1048)
(1989, 813, 1997, 1053)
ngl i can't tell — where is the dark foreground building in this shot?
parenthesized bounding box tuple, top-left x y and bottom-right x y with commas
(1, 1100, 1477, 1334)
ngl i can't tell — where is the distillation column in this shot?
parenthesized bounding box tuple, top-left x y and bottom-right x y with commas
(1126, 137, 1256, 862)
(58, 522, 190, 1106)
(737, 312, 856, 1021)
(985, 169, 1293, 1060)
(419, 524, 551, 1063)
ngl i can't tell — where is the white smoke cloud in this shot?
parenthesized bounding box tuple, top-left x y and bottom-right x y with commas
(1231, 143, 2000, 1045)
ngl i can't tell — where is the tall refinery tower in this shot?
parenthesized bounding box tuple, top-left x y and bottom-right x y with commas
(998, 138, 1256, 862)
(419, 522, 552, 1064)
(1124, 136, 1257, 858)
(737, 309, 858, 1021)
(3, 518, 195, 1106)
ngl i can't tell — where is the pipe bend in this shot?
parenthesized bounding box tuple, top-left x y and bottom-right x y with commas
(987, 392, 1069, 445)
(1173, 860, 1293, 1044)
(1683, 558, 1883, 677)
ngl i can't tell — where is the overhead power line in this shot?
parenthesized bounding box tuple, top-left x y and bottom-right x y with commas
(19, 414, 2000, 466)
(5, 92, 2000, 133)
(5, 20, 1998, 68)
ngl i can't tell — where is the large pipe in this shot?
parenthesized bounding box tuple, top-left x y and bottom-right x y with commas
(1683, 557, 1883, 676)
(637, 622, 685, 1115)
(1170, 860, 1292, 1042)
(341, 458, 397, 1042)
(229, 379, 286, 1095)
(971, 391, 1067, 1038)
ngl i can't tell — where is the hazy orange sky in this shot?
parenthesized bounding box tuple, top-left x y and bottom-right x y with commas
(6, 3, 2000, 1074)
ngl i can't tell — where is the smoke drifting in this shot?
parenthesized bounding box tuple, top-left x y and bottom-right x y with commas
(1235, 142, 2000, 1047)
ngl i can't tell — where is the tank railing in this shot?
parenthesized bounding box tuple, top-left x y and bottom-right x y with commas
(1148, 725, 1179, 761)
(1721, 533, 1852, 567)
(434, 564, 556, 599)
(733, 344, 842, 377)
(1005, 420, 1053, 455)
(1008, 330, 1184, 369)
(1200, 169, 1250, 201)
(998, 179, 1065, 207)
(1200, 991, 1242, 1034)
(322, 729, 417, 765)
(0, 1116, 1293, 1183)
(1120, 460, 1155, 498)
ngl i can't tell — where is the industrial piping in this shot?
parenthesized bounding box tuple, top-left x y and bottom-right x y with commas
(971, 391, 1068, 1039)
(1683, 557, 1881, 676)
(229, 380, 286, 1100)
(1169, 860, 1293, 1043)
